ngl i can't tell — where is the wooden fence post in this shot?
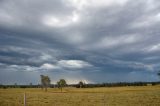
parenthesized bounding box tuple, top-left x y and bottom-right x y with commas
(24, 92, 26, 106)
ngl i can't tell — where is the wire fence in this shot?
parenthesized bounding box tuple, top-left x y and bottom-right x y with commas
(0, 92, 108, 106)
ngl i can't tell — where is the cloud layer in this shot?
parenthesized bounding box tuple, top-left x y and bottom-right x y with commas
(0, 0, 160, 84)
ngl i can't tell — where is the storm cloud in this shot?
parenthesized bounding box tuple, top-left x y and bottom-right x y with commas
(0, 0, 160, 84)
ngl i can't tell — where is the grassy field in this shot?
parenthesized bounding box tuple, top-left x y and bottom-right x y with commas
(0, 86, 160, 106)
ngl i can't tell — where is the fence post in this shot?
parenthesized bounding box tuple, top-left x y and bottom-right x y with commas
(24, 92, 26, 106)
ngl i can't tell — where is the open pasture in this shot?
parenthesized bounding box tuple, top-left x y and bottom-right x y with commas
(0, 86, 160, 106)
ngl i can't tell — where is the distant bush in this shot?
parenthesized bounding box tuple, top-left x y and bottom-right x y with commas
(0, 81, 159, 88)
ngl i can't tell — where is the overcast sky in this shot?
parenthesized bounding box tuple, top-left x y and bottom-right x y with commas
(0, 0, 160, 84)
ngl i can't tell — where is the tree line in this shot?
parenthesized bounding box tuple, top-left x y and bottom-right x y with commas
(0, 81, 160, 89)
(0, 72, 160, 90)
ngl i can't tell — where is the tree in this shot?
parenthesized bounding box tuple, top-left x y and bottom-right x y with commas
(158, 71, 160, 79)
(14, 83, 17, 88)
(78, 81, 84, 88)
(40, 75, 51, 92)
(29, 83, 32, 88)
(57, 79, 67, 92)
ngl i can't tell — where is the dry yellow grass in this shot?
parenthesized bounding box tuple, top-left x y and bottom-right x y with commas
(0, 86, 160, 106)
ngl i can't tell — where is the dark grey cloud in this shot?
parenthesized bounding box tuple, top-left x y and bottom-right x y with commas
(0, 0, 160, 84)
